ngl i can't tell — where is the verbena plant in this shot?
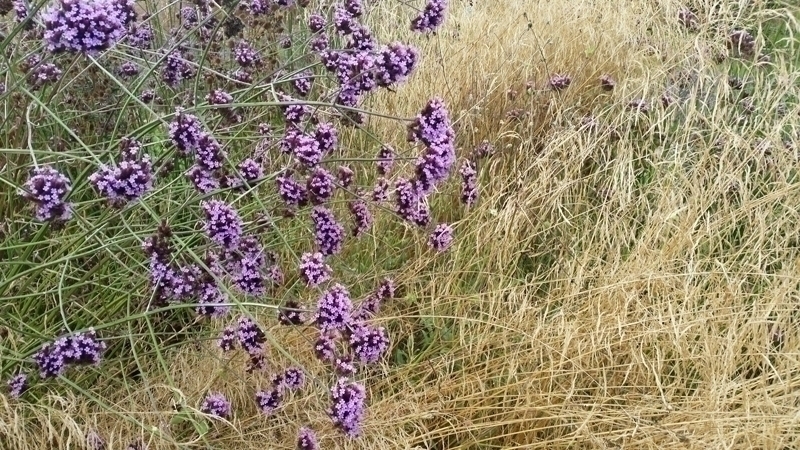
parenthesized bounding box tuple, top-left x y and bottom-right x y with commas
(0, 0, 485, 446)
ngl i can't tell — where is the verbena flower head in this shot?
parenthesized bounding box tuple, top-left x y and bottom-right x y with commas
(410, 0, 446, 33)
(255, 388, 282, 415)
(347, 23, 376, 52)
(180, 6, 198, 29)
(168, 110, 204, 155)
(207, 88, 233, 105)
(349, 324, 389, 364)
(627, 98, 649, 114)
(728, 29, 755, 57)
(162, 47, 195, 86)
(20, 166, 73, 222)
(283, 127, 323, 167)
(27, 62, 63, 91)
(186, 165, 219, 193)
(278, 367, 305, 390)
(333, 5, 357, 34)
(293, 70, 313, 96)
(200, 392, 231, 418)
(459, 159, 478, 206)
(549, 74, 571, 91)
(310, 34, 329, 52)
(311, 206, 345, 256)
(315, 283, 352, 332)
(394, 178, 430, 226)
(408, 97, 454, 148)
(314, 122, 338, 154)
(278, 299, 305, 325)
(7, 373, 28, 398)
(218, 325, 237, 351)
(314, 332, 337, 362)
(277, 170, 309, 208)
(297, 427, 319, 450)
(42, 0, 134, 53)
(234, 40, 261, 67)
(376, 42, 419, 87)
(344, 0, 363, 17)
(280, 93, 311, 123)
(328, 378, 366, 437)
(599, 74, 616, 91)
(236, 158, 263, 183)
(127, 21, 154, 48)
(85, 430, 105, 450)
(299, 252, 331, 287)
(140, 89, 156, 103)
(376, 145, 394, 175)
(117, 61, 139, 78)
(348, 198, 372, 237)
(337, 165, 354, 188)
(89, 155, 153, 204)
(201, 200, 243, 250)
(195, 133, 226, 170)
(12, 0, 29, 22)
(373, 177, 389, 202)
(237, 316, 266, 356)
(428, 223, 453, 252)
(308, 13, 325, 32)
(334, 355, 357, 376)
(196, 280, 230, 317)
(471, 140, 494, 159)
(33, 328, 106, 378)
(307, 167, 336, 204)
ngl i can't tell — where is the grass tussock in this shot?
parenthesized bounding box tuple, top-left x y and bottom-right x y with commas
(2, 0, 800, 448)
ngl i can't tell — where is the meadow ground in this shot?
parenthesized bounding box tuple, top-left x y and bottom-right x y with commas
(2, 0, 800, 448)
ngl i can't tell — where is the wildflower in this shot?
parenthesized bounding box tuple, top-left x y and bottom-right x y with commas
(315, 283, 352, 332)
(161, 47, 195, 86)
(333, 5, 357, 34)
(231, 69, 252, 84)
(269, 264, 284, 285)
(27, 62, 62, 90)
(195, 133, 226, 170)
(328, 378, 366, 437)
(89, 155, 153, 204)
(42, 0, 135, 53)
(349, 324, 389, 363)
(411, 0, 447, 33)
(395, 178, 430, 226)
(348, 198, 372, 237)
(347, 24, 376, 51)
(7, 373, 28, 398)
(314, 122, 338, 154)
(180, 6, 197, 29)
(85, 431, 106, 450)
(459, 160, 478, 206)
(20, 166, 73, 222)
(376, 145, 394, 175)
(308, 13, 325, 33)
(200, 392, 231, 419)
(201, 200, 243, 250)
(599, 74, 615, 91)
(207, 89, 233, 106)
(299, 252, 332, 287)
(236, 158, 263, 183)
(311, 206, 345, 256)
(168, 110, 204, 155)
(283, 127, 323, 166)
(297, 427, 319, 450)
(278, 300, 305, 325)
(196, 280, 230, 317)
(344, 0, 363, 16)
(337, 166, 354, 188)
(334, 356, 357, 376)
(140, 89, 155, 103)
(278, 367, 305, 390)
(314, 332, 337, 362)
(375, 42, 419, 87)
(428, 223, 453, 252)
(548, 74, 571, 91)
(310, 34, 329, 52)
(307, 167, 336, 204)
(237, 316, 266, 356)
(12, 0, 28, 23)
(234, 40, 261, 67)
(218, 326, 237, 351)
(185, 165, 219, 193)
(293, 70, 313, 96)
(280, 93, 311, 124)
(373, 178, 389, 202)
(678, 7, 698, 30)
(117, 61, 139, 78)
(249, 0, 270, 15)
(232, 256, 266, 296)
(276, 170, 309, 208)
(127, 22, 154, 48)
(33, 328, 107, 378)
(255, 388, 282, 415)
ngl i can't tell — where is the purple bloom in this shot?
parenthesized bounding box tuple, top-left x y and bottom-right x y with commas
(236, 158, 263, 182)
(33, 328, 107, 378)
(372, 178, 389, 202)
(375, 42, 418, 87)
(333, 5, 357, 34)
(249, 0, 270, 15)
(126, 22, 153, 48)
(85, 430, 106, 450)
(471, 140, 494, 159)
(255, 388, 282, 415)
(278, 300, 305, 325)
(201, 200, 243, 250)
(117, 61, 139, 78)
(293, 70, 313, 96)
(349, 324, 389, 364)
(168, 110, 204, 155)
(314, 122, 338, 154)
(280, 94, 311, 123)
(232, 257, 266, 296)
(27, 62, 62, 91)
(548, 74, 571, 90)
(308, 13, 325, 33)
(200, 392, 231, 418)
(408, 98, 456, 193)
(276, 170, 309, 208)
(315, 283, 352, 332)
(310, 34, 329, 52)
(195, 133, 226, 170)
(218, 326, 237, 351)
(328, 378, 366, 437)
(428, 223, 453, 252)
(140, 89, 155, 103)
(89, 155, 153, 204)
(299, 252, 331, 287)
(307, 167, 336, 204)
(180, 6, 198, 29)
(20, 166, 73, 222)
(12, 0, 29, 23)
(237, 316, 266, 356)
(185, 165, 219, 193)
(344, 0, 363, 17)
(334, 355, 357, 376)
(42, 0, 134, 53)
(207, 88, 233, 105)
(376, 145, 394, 175)
(196, 280, 230, 317)
(283, 127, 323, 167)
(231, 68, 252, 84)
(278, 367, 305, 390)
(7, 373, 28, 398)
(410, 0, 447, 33)
(314, 332, 337, 362)
(162, 47, 195, 86)
(234, 40, 261, 67)
(348, 199, 371, 237)
(459, 159, 478, 205)
(337, 165, 354, 188)
(311, 206, 345, 256)
(297, 427, 319, 450)
(347, 24, 376, 52)
(269, 264, 284, 285)
(394, 178, 430, 226)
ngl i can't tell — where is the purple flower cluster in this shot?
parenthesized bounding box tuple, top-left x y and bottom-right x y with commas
(7, 373, 28, 398)
(282, 126, 323, 167)
(376, 145, 394, 175)
(459, 159, 477, 206)
(333, 5, 358, 34)
(293, 70, 313, 96)
(234, 40, 261, 67)
(33, 329, 107, 378)
(353, 277, 394, 320)
(314, 122, 338, 154)
(126, 22, 154, 48)
(314, 332, 337, 362)
(328, 378, 366, 437)
(162, 47, 195, 86)
(89, 139, 153, 204)
(307, 167, 336, 204)
(376, 42, 419, 87)
(549, 74, 571, 91)
(348, 198, 372, 237)
(195, 134, 226, 170)
(42, 0, 135, 53)
(311, 206, 345, 256)
(297, 427, 319, 450)
(394, 178, 430, 226)
(277, 170, 309, 208)
(408, 97, 457, 194)
(349, 324, 389, 363)
(27, 62, 63, 90)
(20, 166, 73, 223)
(315, 283, 352, 332)
(278, 300, 305, 325)
(196, 278, 230, 317)
(168, 110, 204, 155)
(280, 94, 311, 123)
(373, 178, 389, 202)
(255, 388, 282, 415)
(186, 165, 219, 193)
(308, 13, 325, 33)
(230, 236, 267, 296)
(428, 223, 453, 252)
(201, 200, 243, 250)
(410, 0, 447, 33)
(274, 367, 305, 391)
(237, 316, 266, 360)
(218, 325, 237, 351)
(117, 61, 139, 77)
(200, 392, 231, 418)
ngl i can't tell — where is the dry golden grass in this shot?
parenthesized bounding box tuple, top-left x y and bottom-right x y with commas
(4, 0, 800, 448)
